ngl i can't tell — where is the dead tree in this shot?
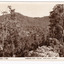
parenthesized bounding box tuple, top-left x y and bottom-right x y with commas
(8, 6, 15, 20)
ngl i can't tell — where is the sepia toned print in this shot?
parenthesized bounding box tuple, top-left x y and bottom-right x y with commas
(0, 2, 64, 57)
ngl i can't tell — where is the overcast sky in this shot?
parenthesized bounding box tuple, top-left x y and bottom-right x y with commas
(0, 2, 64, 17)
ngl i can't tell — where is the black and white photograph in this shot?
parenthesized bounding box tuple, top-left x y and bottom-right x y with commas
(0, 2, 63, 57)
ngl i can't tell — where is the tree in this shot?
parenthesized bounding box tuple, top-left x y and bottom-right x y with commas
(49, 4, 64, 43)
(1, 11, 8, 56)
(8, 5, 15, 20)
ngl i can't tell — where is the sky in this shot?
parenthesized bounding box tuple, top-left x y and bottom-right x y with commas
(0, 2, 64, 17)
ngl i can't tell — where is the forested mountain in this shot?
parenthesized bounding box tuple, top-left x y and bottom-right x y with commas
(0, 12, 50, 57)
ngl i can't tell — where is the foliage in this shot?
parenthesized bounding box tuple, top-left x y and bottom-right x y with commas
(0, 6, 46, 57)
(49, 4, 64, 57)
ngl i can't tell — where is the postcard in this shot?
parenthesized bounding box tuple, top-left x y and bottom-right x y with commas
(0, 2, 63, 61)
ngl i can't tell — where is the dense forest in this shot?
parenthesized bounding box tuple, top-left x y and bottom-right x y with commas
(0, 4, 64, 57)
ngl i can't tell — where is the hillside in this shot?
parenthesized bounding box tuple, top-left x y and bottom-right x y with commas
(0, 12, 50, 57)
(0, 13, 50, 37)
